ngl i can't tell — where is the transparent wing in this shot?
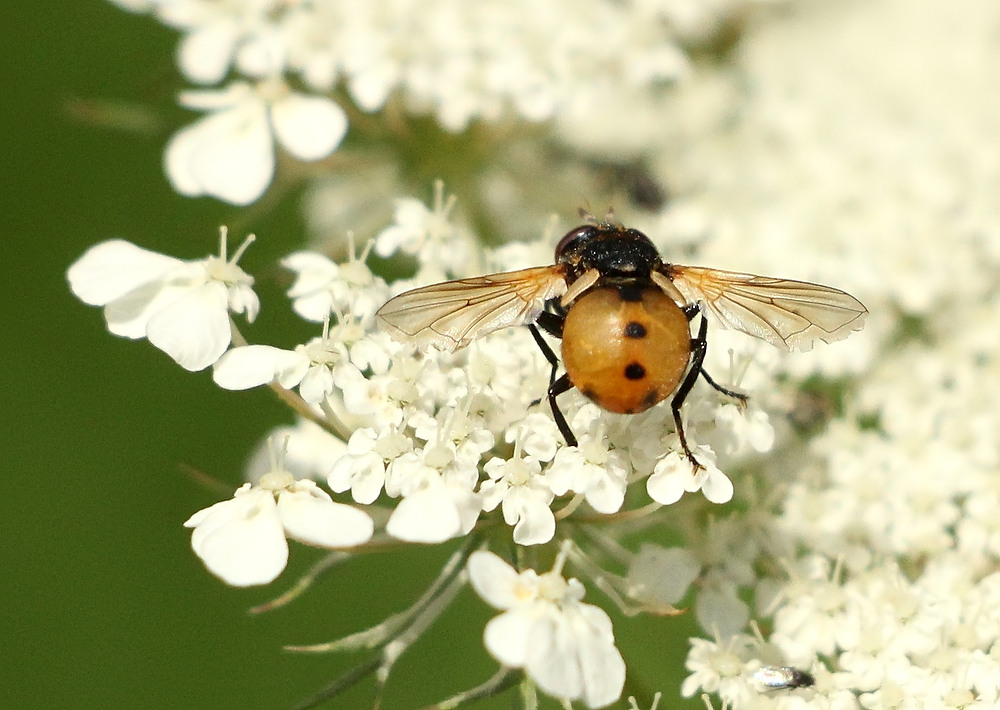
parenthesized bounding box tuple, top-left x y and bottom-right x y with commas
(376, 266, 568, 351)
(663, 264, 868, 351)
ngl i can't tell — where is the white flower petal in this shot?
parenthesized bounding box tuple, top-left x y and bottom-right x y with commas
(583, 469, 626, 514)
(67, 239, 184, 306)
(701, 466, 734, 504)
(271, 94, 348, 161)
(177, 22, 238, 84)
(298, 365, 335, 403)
(385, 483, 462, 543)
(184, 488, 288, 587)
(448, 478, 485, 536)
(646, 467, 687, 505)
(347, 61, 399, 112)
(146, 282, 231, 371)
(479, 479, 506, 512)
(213, 345, 302, 390)
(277, 487, 374, 548)
(350, 464, 386, 505)
(466, 551, 530, 611)
(227, 283, 260, 323)
(573, 607, 626, 709)
(103, 281, 191, 339)
(165, 99, 274, 205)
(506, 490, 556, 546)
(525, 612, 584, 700)
(483, 610, 534, 667)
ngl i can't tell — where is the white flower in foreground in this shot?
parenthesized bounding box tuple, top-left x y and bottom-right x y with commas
(480, 449, 555, 545)
(184, 460, 373, 587)
(382, 443, 482, 543)
(67, 228, 258, 371)
(646, 446, 733, 505)
(328, 426, 411, 504)
(546, 410, 630, 514)
(213, 329, 348, 403)
(165, 79, 347, 205)
(467, 550, 625, 708)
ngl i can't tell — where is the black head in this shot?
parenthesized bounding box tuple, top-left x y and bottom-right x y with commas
(554, 223, 662, 280)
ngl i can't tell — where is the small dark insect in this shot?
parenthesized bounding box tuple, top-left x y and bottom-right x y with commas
(376, 217, 867, 468)
(753, 665, 816, 690)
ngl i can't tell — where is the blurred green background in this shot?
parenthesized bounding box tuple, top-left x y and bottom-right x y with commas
(2, 2, 695, 709)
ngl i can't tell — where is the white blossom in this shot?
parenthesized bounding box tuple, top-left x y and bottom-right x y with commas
(243, 419, 347, 484)
(165, 79, 347, 205)
(480, 450, 555, 546)
(382, 443, 482, 543)
(467, 550, 626, 708)
(546, 407, 630, 514)
(373, 181, 475, 278)
(213, 334, 347, 404)
(282, 242, 388, 324)
(184, 466, 373, 587)
(67, 229, 258, 371)
(646, 446, 733, 505)
(328, 426, 411, 504)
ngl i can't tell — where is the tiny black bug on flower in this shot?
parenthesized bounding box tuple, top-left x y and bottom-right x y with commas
(376, 216, 867, 468)
(753, 665, 816, 690)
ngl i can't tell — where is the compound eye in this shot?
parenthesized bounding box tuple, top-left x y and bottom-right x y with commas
(555, 225, 596, 262)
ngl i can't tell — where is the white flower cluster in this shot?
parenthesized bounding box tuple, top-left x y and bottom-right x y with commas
(108, 0, 773, 206)
(684, 555, 1000, 709)
(78, 0, 1000, 706)
(669, 0, 1000, 707)
(68, 183, 789, 706)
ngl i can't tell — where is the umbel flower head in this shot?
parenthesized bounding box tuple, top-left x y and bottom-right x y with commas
(68, 179, 864, 708)
(74, 0, 1000, 707)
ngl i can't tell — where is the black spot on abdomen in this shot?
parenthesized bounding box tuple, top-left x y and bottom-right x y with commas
(624, 362, 646, 380)
(640, 388, 661, 409)
(624, 321, 647, 338)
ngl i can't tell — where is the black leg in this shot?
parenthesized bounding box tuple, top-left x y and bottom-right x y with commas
(529, 323, 561, 392)
(672, 310, 752, 469)
(548, 374, 577, 447)
(528, 322, 577, 447)
(700, 369, 748, 407)
(684, 303, 749, 405)
(671, 314, 709, 470)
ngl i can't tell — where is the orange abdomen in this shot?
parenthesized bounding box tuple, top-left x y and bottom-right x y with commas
(561, 286, 691, 414)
